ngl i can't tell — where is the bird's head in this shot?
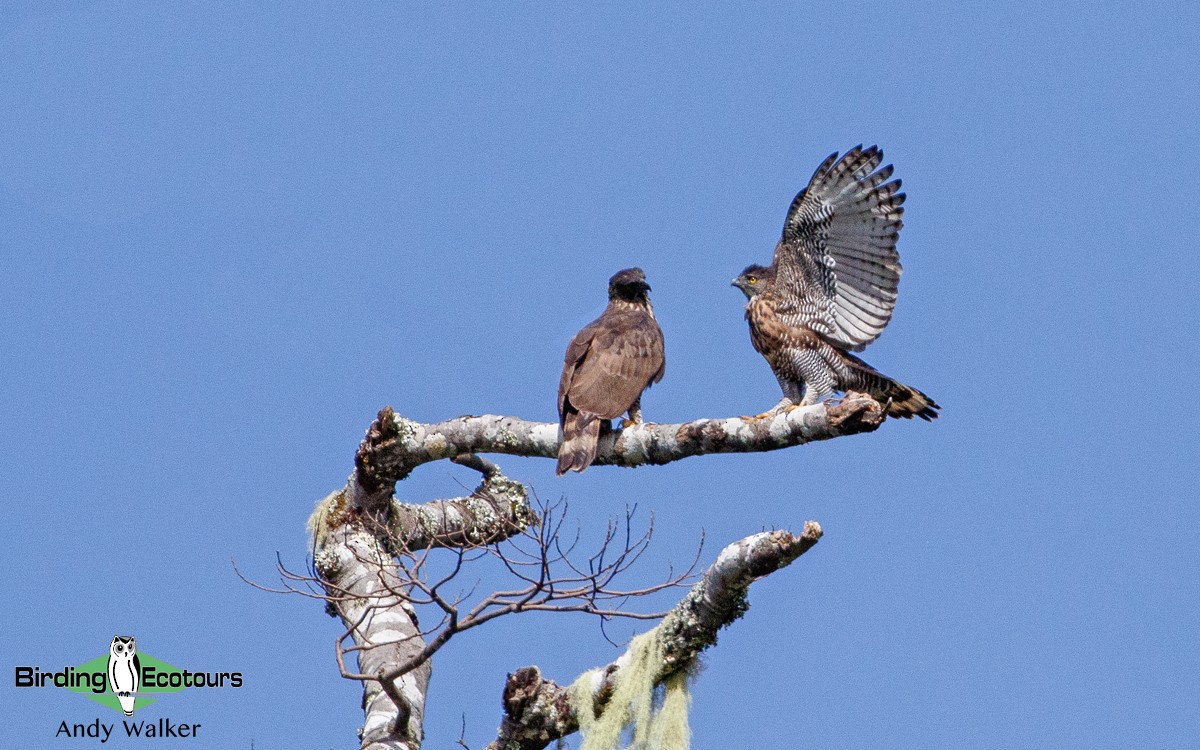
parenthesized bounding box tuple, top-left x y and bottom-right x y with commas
(732, 264, 773, 299)
(608, 267, 652, 302)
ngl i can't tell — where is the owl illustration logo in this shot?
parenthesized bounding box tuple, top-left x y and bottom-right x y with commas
(107, 635, 141, 716)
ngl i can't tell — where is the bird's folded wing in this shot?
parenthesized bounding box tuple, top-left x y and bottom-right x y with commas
(566, 311, 665, 420)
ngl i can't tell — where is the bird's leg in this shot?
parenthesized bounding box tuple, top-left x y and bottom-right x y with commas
(824, 389, 862, 410)
(790, 384, 841, 412)
(620, 398, 644, 429)
(746, 384, 835, 420)
(798, 389, 821, 407)
(743, 376, 809, 420)
(795, 366, 849, 407)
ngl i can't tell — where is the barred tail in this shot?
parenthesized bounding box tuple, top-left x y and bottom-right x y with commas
(880, 380, 939, 420)
(556, 413, 602, 474)
(842, 353, 940, 421)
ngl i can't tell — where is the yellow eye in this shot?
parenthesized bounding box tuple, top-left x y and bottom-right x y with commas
(748, 276, 758, 284)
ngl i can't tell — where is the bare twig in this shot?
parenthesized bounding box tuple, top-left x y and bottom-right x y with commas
(262, 456, 701, 750)
(487, 522, 824, 750)
(307, 496, 701, 685)
(280, 390, 882, 749)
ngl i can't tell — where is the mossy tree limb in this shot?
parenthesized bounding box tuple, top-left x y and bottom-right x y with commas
(486, 523, 824, 750)
(309, 390, 872, 748)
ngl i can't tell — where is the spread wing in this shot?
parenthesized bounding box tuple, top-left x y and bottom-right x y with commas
(772, 145, 904, 351)
(559, 307, 665, 421)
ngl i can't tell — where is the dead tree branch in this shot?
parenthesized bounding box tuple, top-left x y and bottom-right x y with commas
(334, 499, 698, 685)
(357, 393, 885, 487)
(308, 458, 535, 750)
(486, 522, 824, 750)
(299, 456, 701, 750)
(297, 390, 874, 748)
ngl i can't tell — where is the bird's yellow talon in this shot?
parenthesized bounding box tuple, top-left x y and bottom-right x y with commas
(741, 410, 778, 421)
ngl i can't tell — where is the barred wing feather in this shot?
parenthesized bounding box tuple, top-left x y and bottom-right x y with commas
(773, 145, 905, 351)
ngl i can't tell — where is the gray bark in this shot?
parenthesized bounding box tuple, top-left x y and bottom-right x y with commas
(360, 393, 883, 486)
(316, 526, 429, 750)
(314, 393, 883, 748)
(313, 463, 532, 750)
(486, 523, 824, 750)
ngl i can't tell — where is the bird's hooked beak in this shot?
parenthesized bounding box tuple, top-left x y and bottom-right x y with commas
(731, 276, 755, 301)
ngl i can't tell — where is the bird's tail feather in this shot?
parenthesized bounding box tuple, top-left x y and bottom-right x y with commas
(556, 414, 602, 475)
(843, 353, 940, 421)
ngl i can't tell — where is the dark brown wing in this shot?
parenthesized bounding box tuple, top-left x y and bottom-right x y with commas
(772, 145, 904, 351)
(560, 305, 665, 421)
(559, 322, 598, 420)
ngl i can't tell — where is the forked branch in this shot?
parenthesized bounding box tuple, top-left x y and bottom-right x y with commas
(292, 390, 874, 749)
(286, 457, 702, 750)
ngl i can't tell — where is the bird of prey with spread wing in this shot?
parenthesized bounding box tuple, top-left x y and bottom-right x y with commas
(557, 268, 666, 475)
(732, 146, 938, 420)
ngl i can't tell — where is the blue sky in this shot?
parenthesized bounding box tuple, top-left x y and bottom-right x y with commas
(2, 2, 1197, 748)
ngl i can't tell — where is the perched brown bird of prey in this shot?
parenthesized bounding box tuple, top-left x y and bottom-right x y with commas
(557, 268, 666, 474)
(732, 146, 938, 420)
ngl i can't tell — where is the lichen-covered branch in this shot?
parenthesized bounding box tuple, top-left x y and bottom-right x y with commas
(388, 459, 536, 552)
(308, 390, 869, 748)
(486, 522, 824, 750)
(308, 459, 697, 750)
(358, 393, 884, 487)
(311, 462, 534, 750)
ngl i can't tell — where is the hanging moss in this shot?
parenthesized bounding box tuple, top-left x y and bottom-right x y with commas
(307, 490, 348, 549)
(570, 628, 691, 750)
(647, 670, 691, 749)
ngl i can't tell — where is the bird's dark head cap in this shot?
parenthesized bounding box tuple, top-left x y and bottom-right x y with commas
(732, 264, 773, 299)
(609, 267, 651, 299)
